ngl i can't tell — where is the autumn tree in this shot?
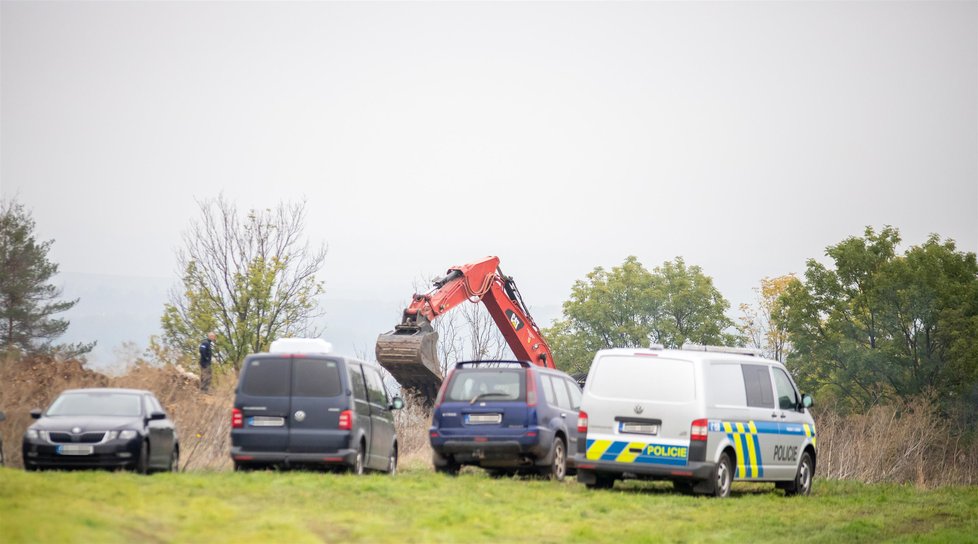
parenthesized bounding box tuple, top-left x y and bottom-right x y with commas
(161, 196, 326, 370)
(545, 256, 735, 374)
(779, 227, 978, 411)
(0, 199, 93, 358)
(737, 275, 797, 362)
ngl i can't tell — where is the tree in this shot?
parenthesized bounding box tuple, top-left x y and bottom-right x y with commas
(0, 199, 93, 358)
(779, 226, 978, 411)
(737, 274, 797, 362)
(545, 256, 735, 374)
(161, 196, 327, 369)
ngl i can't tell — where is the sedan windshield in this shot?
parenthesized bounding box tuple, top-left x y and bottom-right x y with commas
(47, 393, 143, 417)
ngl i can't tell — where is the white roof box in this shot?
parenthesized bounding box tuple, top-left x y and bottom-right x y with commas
(269, 338, 333, 354)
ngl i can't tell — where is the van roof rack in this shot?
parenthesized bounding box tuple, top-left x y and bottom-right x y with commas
(454, 360, 531, 369)
(680, 344, 763, 357)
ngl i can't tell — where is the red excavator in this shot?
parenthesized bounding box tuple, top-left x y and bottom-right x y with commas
(375, 256, 556, 402)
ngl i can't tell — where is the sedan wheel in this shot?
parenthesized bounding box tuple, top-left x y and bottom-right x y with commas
(135, 441, 150, 475)
(388, 447, 397, 475)
(169, 448, 180, 473)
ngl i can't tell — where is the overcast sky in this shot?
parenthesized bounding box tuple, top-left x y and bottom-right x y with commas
(2, 1, 976, 361)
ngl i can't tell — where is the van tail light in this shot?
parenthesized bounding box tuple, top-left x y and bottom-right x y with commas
(231, 408, 243, 429)
(433, 369, 454, 410)
(338, 410, 353, 431)
(577, 410, 589, 434)
(525, 367, 537, 407)
(691, 418, 709, 441)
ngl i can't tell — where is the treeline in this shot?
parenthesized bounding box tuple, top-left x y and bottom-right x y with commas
(545, 226, 978, 417)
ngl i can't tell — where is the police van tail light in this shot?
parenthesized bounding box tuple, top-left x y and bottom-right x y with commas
(231, 408, 243, 429)
(577, 411, 589, 434)
(525, 367, 538, 407)
(338, 410, 353, 431)
(691, 418, 708, 441)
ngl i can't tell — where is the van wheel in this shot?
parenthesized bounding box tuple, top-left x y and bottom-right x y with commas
(784, 452, 813, 496)
(351, 443, 365, 475)
(387, 446, 398, 475)
(435, 460, 460, 476)
(712, 453, 733, 498)
(673, 480, 695, 495)
(541, 438, 567, 481)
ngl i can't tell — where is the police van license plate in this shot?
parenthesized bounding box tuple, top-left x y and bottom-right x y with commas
(465, 413, 502, 424)
(620, 422, 659, 435)
(249, 416, 285, 427)
(57, 444, 94, 456)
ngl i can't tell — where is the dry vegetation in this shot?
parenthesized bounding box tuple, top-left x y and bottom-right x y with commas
(2, 356, 975, 486)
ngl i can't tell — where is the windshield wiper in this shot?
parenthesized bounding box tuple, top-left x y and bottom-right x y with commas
(469, 392, 510, 405)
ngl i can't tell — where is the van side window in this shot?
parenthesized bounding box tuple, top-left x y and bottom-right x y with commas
(741, 364, 775, 408)
(549, 376, 572, 410)
(565, 379, 582, 410)
(364, 368, 389, 406)
(707, 363, 747, 407)
(348, 364, 368, 403)
(772, 367, 800, 410)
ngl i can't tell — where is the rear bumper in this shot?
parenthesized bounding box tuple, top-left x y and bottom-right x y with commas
(574, 456, 715, 483)
(430, 430, 551, 466)
(230, 447, 357, 467)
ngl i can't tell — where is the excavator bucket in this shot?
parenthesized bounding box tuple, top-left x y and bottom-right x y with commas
(376, 326, 443, 401)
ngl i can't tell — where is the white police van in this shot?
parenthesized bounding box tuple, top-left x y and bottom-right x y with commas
(575, 345, 816, 497)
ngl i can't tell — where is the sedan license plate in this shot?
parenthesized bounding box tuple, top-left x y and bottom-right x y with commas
(57, 444, 94, 456)
(249, 416, 285, 427)
(465, 413, 502, 425)
(620, 422, 659, 435)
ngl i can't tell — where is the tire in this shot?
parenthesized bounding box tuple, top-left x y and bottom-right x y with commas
(541, 438, 567, 481)
(168, 447, 179, 473)
(135, 441, 150, 475)
(434, 459, 460, 476)
(387, 446, 397, 475)
(350, 442, 365, 475)
(711, 452, 733, 498)
(784, 451, 814, 497)
(673, 480, 695, 495)
(585, 474, 615, 490)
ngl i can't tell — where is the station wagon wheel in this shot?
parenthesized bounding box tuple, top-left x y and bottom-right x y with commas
(785, 452, 813, 497)
(542, 438, 566, 481)
(713, 452, 733, 498)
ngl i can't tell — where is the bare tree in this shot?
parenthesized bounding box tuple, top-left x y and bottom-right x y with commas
(161, 196, 327, 369)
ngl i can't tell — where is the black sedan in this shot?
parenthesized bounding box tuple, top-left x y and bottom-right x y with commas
(23, 388, 179, 473)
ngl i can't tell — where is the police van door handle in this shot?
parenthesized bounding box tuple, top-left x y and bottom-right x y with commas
(560, 413, 567, 418)
(771, 413, 778, 418)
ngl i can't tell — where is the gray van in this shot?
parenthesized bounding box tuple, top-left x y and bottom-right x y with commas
(231, 339, 404, 473)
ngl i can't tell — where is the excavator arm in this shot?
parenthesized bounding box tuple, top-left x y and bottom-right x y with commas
(376, 256, 555, 401)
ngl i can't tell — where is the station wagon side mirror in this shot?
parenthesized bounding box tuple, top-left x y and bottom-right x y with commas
(148, 411, 167, 421)
(801, 394, 813, 409)
(389, 397, 405, 411)
(30, 409, 42, 419)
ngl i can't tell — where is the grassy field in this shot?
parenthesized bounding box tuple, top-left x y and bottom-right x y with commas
(1, 465, 976, 544)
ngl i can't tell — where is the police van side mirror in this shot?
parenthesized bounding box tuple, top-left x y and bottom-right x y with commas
(801, 394, 813, 409)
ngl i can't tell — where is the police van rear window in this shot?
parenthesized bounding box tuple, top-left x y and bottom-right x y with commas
(590, 355, 695, 402)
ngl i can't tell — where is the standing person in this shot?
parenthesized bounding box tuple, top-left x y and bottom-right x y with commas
(199, 332, 216, 393)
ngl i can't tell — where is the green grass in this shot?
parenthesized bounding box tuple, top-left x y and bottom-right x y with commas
(1, 466, 976, 543)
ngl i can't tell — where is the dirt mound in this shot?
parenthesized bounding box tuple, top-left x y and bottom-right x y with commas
(0, 355, 233, 470)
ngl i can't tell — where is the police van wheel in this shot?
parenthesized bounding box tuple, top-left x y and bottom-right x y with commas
(712, 453, 733, 498)
(785, 451, 813, 496)
(585, 474, 615, 490)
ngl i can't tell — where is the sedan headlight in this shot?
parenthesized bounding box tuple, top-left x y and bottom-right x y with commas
(26, 429, 39, 439)
(118, 430, 138, 440)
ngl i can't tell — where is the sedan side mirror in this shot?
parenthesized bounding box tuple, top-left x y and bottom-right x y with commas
(148, 411, 167, 421)
(30, 409, 42, 419)
(389, 397, 405, 411)
(801, 394, 813, 409)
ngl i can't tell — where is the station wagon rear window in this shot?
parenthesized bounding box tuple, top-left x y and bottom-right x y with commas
(590, 355, 695, 402)
(445, 370, 524, 403)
